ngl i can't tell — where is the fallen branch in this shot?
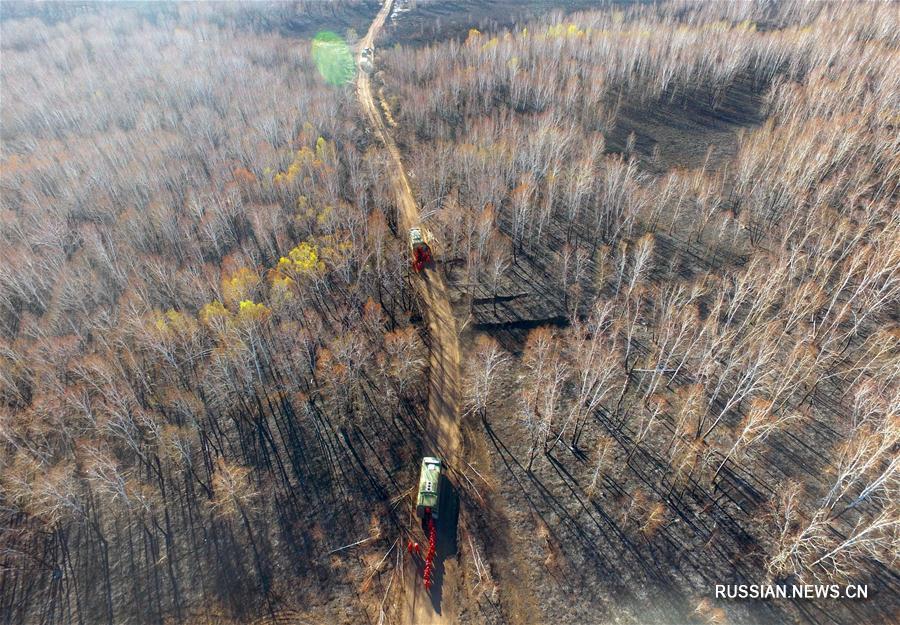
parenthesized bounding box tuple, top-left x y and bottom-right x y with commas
(326, 535, 376, 555)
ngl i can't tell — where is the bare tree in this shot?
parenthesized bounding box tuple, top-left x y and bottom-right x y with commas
(465, 335, 509, 419)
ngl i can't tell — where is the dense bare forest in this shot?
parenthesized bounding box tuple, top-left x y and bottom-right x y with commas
(0, 2, 425, 624)
(376, 1, 898, 624)
(1, 1, 898, 624)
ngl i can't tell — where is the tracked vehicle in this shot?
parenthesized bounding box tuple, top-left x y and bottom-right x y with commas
(409, 227, 433, 273)
(413, 457, 442, 591)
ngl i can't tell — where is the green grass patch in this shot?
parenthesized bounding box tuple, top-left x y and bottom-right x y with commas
(312, 30, 356, 86)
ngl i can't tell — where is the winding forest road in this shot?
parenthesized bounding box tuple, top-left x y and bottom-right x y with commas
(358, 2, 463, 623)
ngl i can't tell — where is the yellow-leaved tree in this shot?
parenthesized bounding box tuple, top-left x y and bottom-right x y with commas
(222, 267, 259, 308)
(237, 300, 271, 326)
(199, 300, 232, 335)
(272, 241, 327, 284)
(154, 309, 199, 341)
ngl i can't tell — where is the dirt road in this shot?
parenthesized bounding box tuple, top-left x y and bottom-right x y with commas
(357, 2, 463, 623)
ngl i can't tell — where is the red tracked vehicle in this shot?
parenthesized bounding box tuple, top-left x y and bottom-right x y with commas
(409, 227, 433, 273)
(414, 457, 441, 591)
